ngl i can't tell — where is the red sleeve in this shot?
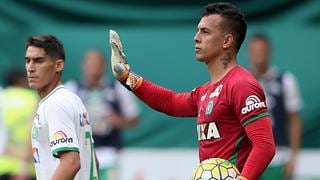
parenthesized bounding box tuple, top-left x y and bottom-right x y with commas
(229, 77, 268, 125)
(241, 116, 276, 179)
(228, 76, 275, 179)
(133, 80, 198, 117)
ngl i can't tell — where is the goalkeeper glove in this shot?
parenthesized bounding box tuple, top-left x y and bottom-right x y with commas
(109, 29, 143, 91)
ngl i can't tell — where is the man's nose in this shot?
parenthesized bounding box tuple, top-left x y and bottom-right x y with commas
(194, 32, 200, 43)
(26, 61, 35, 72)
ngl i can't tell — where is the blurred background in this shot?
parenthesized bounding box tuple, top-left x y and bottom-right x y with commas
(0, 0, 319, 179)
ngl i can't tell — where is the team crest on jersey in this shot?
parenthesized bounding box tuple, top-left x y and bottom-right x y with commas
(209, 84, 223, 98)
(241, 95, 266, 114)
(80, 112, 90, 127)
(32, 125, 40, 139)
(50, 130, 73, 147)
(32, 114, 40, 139)
(32, 147, 40, 163)
(205, 100, 214, 115)
(197, 122, 221, 141)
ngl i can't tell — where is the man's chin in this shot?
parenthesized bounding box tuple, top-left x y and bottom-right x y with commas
(28, 83, 39, 89)
(195, 55, 207, 63)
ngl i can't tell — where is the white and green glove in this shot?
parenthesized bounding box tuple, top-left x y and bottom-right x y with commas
(109, 29, 143, 91)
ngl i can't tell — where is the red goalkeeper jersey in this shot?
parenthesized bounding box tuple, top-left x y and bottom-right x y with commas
(134, 65, 275, 179)
(189, 66, 268, 170)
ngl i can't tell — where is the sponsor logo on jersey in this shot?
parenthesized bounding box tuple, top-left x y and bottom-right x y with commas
(197, 122, 221, 141)
(50, 130, 73, 147)
(209, 84, 223, 98)
(241, 95, 266, 114)
(32, 147, 40, 163)
(200, 93, 207, 101)
(80, 112, 90, 127)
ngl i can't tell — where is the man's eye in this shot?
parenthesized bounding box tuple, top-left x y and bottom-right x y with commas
(35, 59, 44, 63)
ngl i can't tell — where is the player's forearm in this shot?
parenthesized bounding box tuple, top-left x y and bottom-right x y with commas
(241, 141, 275, 179)
(51, 152, 80, 180)
(134, 80, 197, 117)
(51, 164, 80, 180)
(241, 116, 276, 179)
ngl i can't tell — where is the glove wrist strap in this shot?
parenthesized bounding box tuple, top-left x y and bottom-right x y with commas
(117, 70, 130, 81)
(119, 71, 143, 91)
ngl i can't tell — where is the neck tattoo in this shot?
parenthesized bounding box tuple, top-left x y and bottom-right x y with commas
(220, 52, 231, 69)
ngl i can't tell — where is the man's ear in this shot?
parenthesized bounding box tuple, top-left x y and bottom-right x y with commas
(222, 34, 234, 49)
(55, 59, 64, 73)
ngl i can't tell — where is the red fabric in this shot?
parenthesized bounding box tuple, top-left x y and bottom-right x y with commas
(241, 116, 275, 180)
(133, 66, 275, 179)
(134, 80, 197, 117)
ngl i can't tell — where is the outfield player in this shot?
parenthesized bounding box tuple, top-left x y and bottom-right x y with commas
(25, 35, 99, 180)
(109, 2, 275, 180)
(65, 50, 140, 179)
(248, 34, 302, 180)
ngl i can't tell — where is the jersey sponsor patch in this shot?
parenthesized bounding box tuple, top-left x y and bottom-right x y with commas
(50, 130, 73, 147)
(32, 147, 40, 163)
(241, 95, 266, 114)
(209, 84, 223, 98)
(80, 112, 90, 127)
(197, 122, 221, 141)
(200, 93, 207, 101)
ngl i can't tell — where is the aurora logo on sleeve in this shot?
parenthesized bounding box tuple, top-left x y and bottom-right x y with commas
(241, 95, 266, 114)
(50, 130, 73, 147)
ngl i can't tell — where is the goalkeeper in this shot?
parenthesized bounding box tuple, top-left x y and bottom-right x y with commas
(109, 2, 275, 180)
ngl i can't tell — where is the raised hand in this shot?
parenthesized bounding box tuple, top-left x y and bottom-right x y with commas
(109, 30, 143, 91)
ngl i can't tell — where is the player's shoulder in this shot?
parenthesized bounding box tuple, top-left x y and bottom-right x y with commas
(191, 81, 212, 95)
(40, 85, 81, 107)
(232, 66, 257, 82)
(231, 66, 256, 79)
(227, 66, 260, 87)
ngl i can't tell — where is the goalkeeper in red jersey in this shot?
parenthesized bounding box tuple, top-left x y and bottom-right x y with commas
(109, 2, 275, 180)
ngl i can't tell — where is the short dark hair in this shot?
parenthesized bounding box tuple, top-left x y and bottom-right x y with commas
(26, 35, 65, 61)
(202, 2, 247, 52)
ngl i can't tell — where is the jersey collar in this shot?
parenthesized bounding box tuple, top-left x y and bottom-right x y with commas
(39, 85, 64, 104)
